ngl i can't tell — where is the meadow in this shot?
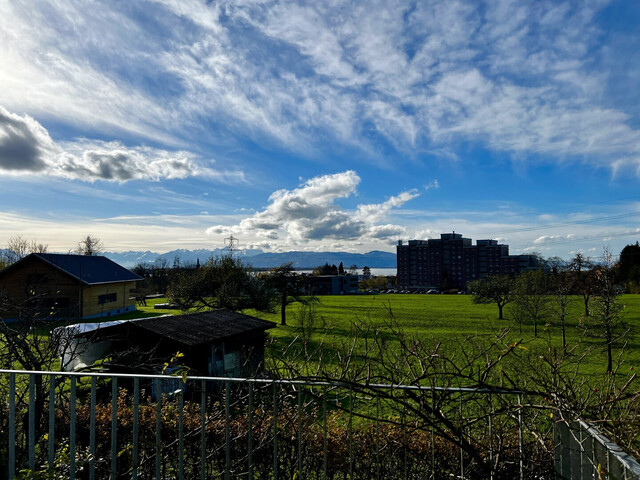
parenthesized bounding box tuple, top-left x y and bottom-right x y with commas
(249, 293, 640, 378)
(143, 293, 640, 379)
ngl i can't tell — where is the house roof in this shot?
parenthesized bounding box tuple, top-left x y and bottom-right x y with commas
(77, 310, 276, 346)
(5, 253, 142, 285)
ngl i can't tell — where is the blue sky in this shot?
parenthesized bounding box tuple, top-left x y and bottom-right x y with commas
(1, 0, 639, 259)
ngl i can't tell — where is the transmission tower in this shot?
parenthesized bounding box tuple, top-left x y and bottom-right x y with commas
(224, 235, 240, 253)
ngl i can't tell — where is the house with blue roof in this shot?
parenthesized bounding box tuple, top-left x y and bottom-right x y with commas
(0, 253, 142, 320)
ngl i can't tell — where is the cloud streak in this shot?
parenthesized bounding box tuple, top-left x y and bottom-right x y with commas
(2, 1, 640, 172)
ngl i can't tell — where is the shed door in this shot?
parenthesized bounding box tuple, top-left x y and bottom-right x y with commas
(210, 347, 224, 376)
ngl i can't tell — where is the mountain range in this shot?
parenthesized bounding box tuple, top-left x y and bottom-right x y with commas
(1, 247, 397, 269)
(100, 248, 397, 269)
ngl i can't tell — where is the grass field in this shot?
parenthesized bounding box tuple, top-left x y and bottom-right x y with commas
(135, 293, 640, 379)
(241, 293, 640, 377)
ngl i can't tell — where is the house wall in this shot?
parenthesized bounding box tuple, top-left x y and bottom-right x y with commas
(0, 257, 83, 318)
(81, 281, 137, 319)
(0, 257, 137, 320)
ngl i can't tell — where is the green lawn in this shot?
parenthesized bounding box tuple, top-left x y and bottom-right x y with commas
(75, 293, 640, 379)
(245, 293, 640, 377)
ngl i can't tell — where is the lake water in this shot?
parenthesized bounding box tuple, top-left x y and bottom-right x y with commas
(295, 267, 396, 276)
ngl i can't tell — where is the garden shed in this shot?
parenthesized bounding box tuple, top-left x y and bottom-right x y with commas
(69, 310, 276, 377)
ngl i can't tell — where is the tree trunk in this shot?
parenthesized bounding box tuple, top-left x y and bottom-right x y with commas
(498, 303, 503, 320)
(280, 293, 287, 326)
(583, 295, 590, 317)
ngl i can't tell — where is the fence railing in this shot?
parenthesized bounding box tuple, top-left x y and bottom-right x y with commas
(0, 369, 635, 479)
(554, 419, 640, 480)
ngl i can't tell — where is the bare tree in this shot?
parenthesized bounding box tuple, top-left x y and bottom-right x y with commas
(1, 236, 48, 269)
(550, 268, 574, 350)
(570, 253, 596, 317)
(7, 234, 29, 263)
(28, 241, 48, 254)
(76, 235, 104, 256)
(510, 270, 552, 337)
(0, 292, 80, 459)
(271, 309, 548, 477)
(588, 249, 627, 373)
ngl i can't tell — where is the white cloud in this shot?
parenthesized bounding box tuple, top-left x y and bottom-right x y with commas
(206, 170, 416, 246)
(534, 234, 576, 245)
(0, 106, 243, 183)
(424, 180, 440, 190)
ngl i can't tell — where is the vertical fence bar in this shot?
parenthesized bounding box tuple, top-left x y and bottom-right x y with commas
(297, 387, 303, 480)
(488, 394, 494, 480)
(248, 382, 254, 480)
(273, 382, 279, 480)
(155, 378, 162, 480)
(376, 395, 381, 480)
(349, 387, 354, 480)
(225, 381, 231, 480)
(402, 389, 407, 480)
(179, 382, 184, 480)
(8, 372, 16, 480)
(201, 379, 206, 480)
(431, 388, 435, 480)
(459, 392, 464, 480)
(90, 376, 96, 480)
(517, 394, 524, 480)
(323, 385, 328, 480)
(111, 377, 118, 478)
(48, 375, 55, 477)
(28, 373, 35, 471)
(132, 378, 139, 480)
(70, 376, 77, 480)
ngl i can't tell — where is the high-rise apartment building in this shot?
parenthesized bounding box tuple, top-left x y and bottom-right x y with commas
(397, 232, 539, 290)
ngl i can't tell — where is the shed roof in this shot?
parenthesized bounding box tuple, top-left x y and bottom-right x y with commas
(77, 310, 276, 346)
(5, 253, 142, 285)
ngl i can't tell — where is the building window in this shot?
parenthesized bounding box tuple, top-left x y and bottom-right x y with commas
(98, 293, 117, 305)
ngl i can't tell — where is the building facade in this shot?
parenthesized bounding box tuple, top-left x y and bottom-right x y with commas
(397, 233, 539, 290)
(305, 274, 359, 295)
(0, 253, 141, 320)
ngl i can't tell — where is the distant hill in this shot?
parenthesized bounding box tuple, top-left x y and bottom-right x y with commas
(247, 250, 396, 269)
(101, 248, 396, 269)
(103, 248, 263, 268)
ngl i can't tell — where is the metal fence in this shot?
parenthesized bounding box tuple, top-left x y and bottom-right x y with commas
(554, 419, 640, 480)
(0, 368, 629, 479)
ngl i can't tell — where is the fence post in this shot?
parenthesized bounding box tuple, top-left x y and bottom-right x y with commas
(8, 372, 15, 479)
(48, 375, 55, 477)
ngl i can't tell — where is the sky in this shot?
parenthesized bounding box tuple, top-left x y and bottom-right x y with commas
(1, 0, 640, 260)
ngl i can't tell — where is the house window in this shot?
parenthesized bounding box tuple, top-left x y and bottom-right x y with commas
(98, 293, 117, 305)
